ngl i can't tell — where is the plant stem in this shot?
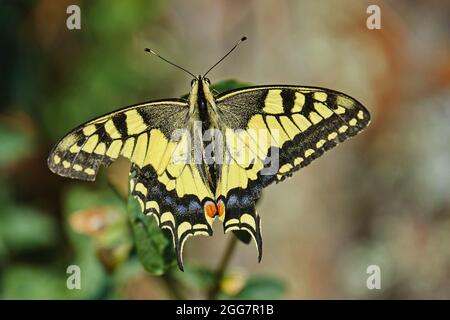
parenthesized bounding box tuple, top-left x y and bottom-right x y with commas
(207, 236, 238, 300)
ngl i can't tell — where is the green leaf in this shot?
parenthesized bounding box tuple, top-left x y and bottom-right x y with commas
(210, 79, 252, 93)
(127, 176, 176, 275)
(224, 276, 286, 300)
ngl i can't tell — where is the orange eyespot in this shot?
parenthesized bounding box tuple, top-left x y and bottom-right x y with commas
(217, 199, 225, 217)
(204, 201, 217, 218)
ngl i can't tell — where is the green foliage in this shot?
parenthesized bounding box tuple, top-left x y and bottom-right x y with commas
(0, 206, 57, 252)
(41, 1, 166, 140)
(64, 185, 125, 212)
(3, 266, 70, 299)
(210, 79, 252, 93)
(86, 0, 164, 39)
(226, 277, 286, 300)
(128, 185, 176, 275)
(0, 123, 34, 167)
(171, 265, 217, 291)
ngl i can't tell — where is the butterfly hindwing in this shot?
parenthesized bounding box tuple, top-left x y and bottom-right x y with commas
(215, 86, 371, 255)
(130, 162, 214, 270)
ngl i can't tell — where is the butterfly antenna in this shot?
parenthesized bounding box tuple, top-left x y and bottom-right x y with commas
(203, 36, 247, 77)
(145, 48, 196, 78)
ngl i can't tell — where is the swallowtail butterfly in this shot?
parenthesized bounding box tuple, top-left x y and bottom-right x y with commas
(48, 37, 370, 270)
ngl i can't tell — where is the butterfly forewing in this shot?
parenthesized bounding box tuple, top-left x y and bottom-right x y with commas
(48, 99, 189, 180)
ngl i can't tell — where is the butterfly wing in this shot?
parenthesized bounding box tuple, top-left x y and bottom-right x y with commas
(48, 99, 215, 269)
(48, 99, 189, 180)
(215, 86, 371, 258)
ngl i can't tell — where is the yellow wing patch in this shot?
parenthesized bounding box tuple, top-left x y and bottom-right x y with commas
(262, 89, 284, 114)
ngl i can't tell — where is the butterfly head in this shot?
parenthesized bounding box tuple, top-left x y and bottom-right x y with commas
(189, 75, 215, 111)
(191, 75, 211, 88)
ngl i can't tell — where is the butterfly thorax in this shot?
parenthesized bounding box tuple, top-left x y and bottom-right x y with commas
(189, 76, 219, 129)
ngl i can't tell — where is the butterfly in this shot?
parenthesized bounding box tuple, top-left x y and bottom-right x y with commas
(48, 37, 370, 270)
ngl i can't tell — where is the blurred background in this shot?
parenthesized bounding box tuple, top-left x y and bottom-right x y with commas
(1, 0, 449, 299)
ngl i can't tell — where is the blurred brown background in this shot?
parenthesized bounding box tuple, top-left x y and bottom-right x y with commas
(1, 0, 449, 299)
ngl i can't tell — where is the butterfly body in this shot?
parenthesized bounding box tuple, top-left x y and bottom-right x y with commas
(48, 74, 370, 270)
